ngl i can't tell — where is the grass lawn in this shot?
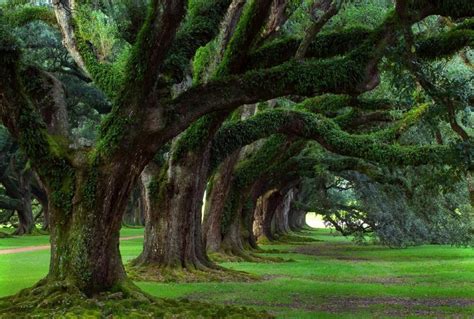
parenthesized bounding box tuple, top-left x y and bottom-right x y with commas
(0, 227, 473, 318)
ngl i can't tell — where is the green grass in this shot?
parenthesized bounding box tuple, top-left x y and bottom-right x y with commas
(1, 228, 473, 318)
(0, 226, 144, 250)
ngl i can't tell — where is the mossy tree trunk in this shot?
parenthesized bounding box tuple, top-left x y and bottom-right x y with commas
(46, 162, 140, 295)
(11, 172, 35, 236)
(219, 186, 260, 257)
(262, 191, 282, 241)
(289, 209, 308, 231)
(273, 189, 294, 237)
(123, 183, 145, 226)
(203, 152, 240, 252)
(133, 149, 214, 270)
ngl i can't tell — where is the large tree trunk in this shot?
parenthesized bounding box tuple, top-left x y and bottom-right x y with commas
(123, 183, 145, 226)
(253, 189, 278, 242)
(289, 208, 307, 231)
(2, 169, 36, 236)
(32, 176, 50, 231)
(203, 152, 240, 252)
(44, 162, 141, 295)
(219, 187, 260, 258)
(14, 205, 34, 235)
(134, 149, 214, 271)
(203, 105, 257, 253)
(273, 189, 294, 236)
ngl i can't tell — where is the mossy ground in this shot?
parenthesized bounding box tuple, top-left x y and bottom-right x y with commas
(208, 250, 290, 263)
(0, 279, 269, 318)
(1, 227, 473, 318)
(127, 263, 260, 283)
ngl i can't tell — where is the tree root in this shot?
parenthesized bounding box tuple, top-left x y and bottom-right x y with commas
(127, 263, 260, 283)
(0, 278, 271, 318)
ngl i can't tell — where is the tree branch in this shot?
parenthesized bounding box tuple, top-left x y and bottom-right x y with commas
(211, 109, 471, 168)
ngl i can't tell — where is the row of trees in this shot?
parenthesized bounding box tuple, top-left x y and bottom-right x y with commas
(0, 0, 472, 316)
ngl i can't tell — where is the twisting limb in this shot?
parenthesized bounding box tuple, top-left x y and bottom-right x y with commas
(211, 109, 471, 168)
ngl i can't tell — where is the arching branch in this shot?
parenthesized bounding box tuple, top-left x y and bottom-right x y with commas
(211, 109, 471, 168)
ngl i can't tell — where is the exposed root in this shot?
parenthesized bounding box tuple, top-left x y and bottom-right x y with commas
(0, 279, 271, 318)
(127, 263, 260, 283)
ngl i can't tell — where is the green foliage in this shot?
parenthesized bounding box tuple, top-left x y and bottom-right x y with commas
(75, 5, 120, 61)
(328, 0, 393, 30)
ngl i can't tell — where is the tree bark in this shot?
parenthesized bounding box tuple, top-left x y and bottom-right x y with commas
(203, 152, 240, 252)
(289, 209, 308, 231)
(123, 183, 145, 226)
(134, 147, 215, 270)
(253, 189, 280, 241)
(0, 162, 35, 235)
(46, 165, 138, 295)
(273, 189, 294, 236)
(219, 186, 260, 256)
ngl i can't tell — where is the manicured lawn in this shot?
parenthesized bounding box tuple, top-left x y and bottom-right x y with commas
(0, 228, 473, 318)
(0, 227, 145, 250)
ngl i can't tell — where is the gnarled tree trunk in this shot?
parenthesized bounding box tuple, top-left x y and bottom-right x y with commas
(273, 189, 294, 237)
(203, 152, 240, 252)
(45, 162, 141, 295)
(134, 149, 214, 271)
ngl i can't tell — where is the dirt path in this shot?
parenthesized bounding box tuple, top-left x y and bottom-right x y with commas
(0, 236, 143, 255)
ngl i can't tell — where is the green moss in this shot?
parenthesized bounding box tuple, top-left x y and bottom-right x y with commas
(93, 112, 133, 161)
(163, 0, 232, 81)
(73, 5, 129, 100)
(212, 109, 469, 170)
(192, 40, 217, 84)
(127, 263, 259, 283)
(147, 164, 168, 204)
(16, 104, 75, 216)
(238, 53, 366, 101)
(417, 29, 474, 60)
(3, 6, 56, 27)
(74, 35, 126, 100)
(0, 280, 271, 318)
(214, 0, 271, 77)
(172, 115, 215, 162)
(247, 27, 371, 71)
(81, 167, 98, 211)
